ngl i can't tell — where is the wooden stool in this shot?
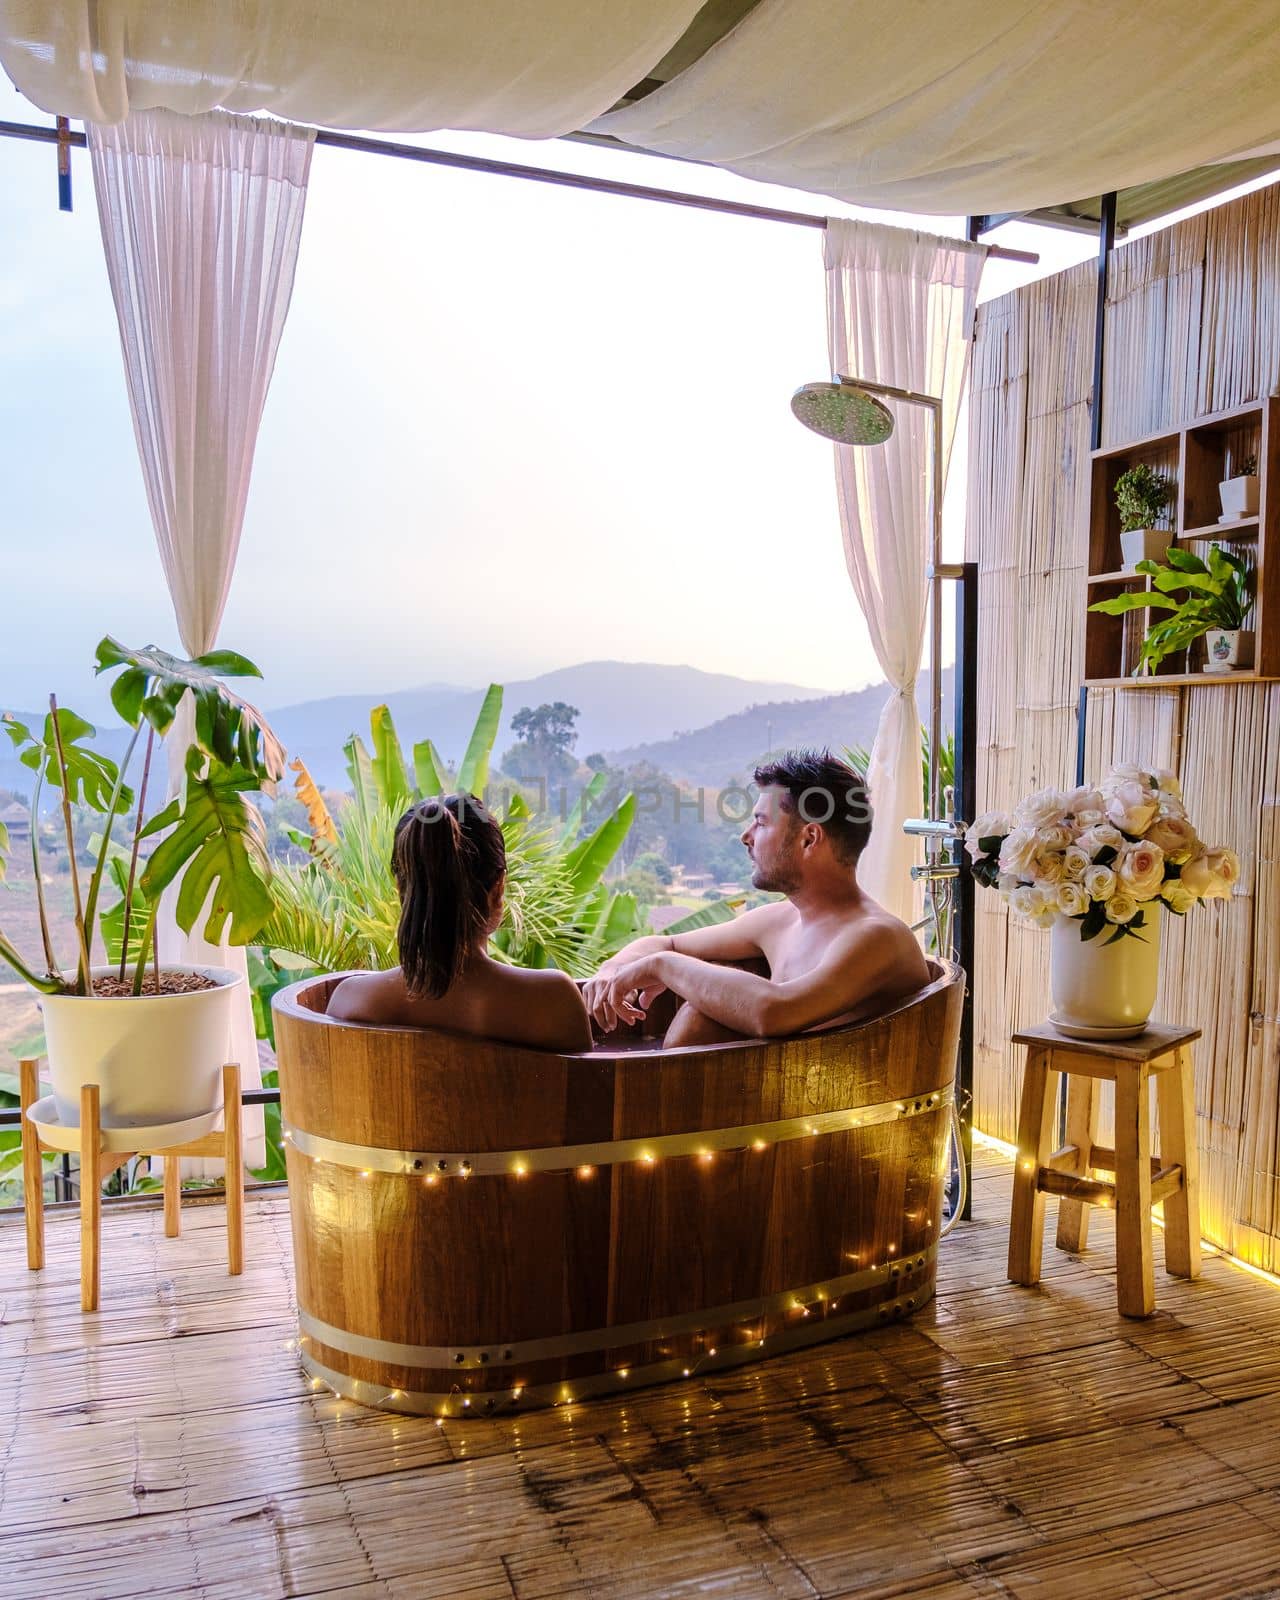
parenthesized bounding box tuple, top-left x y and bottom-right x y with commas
(20, 1059, 245, 1312)
(1007, 1023, 1201, 1318)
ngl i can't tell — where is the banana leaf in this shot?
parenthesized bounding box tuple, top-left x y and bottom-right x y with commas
(457, 684, 503, 796)
(369, 705, 412, 808)
(560, 771, 607, 843)
(0, 819, 7, 883)
(289, 758, 337, 847)
(413, 739, 446, 797)
(344, 734, 377, 819)
(95, 636, 283, 788)
(141, 752, 274, 945)
(563, 794, 636, 898)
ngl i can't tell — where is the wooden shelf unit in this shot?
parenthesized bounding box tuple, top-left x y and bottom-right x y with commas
(1085, 397, 1279, 686)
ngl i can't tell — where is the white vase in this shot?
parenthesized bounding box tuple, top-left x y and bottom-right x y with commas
(1218, 475, 1259, 521)
(41, 965, 240, 1130)
(1049, 906, 1161, 1039)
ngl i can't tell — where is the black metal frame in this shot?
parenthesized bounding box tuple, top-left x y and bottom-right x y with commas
(952, 562, 979, 1220)
(0, 116, 1037, 263)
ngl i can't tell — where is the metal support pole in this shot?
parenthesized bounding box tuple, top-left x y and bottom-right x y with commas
(55, 115, 71, 211)
(1077, 191, 1116, 784)
(1090, 191, 1118, 453)
(929, 398, 945, 824)
(953, 562, 979, 1219)
(0, 117, 1037, 263)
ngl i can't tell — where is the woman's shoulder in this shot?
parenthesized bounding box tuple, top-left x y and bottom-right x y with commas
(487, 964, 591, 1050)
(325, 969, 402, 1022)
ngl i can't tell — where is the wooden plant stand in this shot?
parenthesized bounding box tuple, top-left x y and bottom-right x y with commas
(20, 1059, 244, 1312)
(1007, 1023, 1201, 1318)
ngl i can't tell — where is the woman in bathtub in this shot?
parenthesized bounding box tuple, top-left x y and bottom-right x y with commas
(326, 793, 592, 1052)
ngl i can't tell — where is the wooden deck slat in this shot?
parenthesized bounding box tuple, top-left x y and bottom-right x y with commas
(5, 1147, 1280, 1598)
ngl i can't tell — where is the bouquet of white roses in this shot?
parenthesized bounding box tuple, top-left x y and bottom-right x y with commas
(965, 764, 1239, 943)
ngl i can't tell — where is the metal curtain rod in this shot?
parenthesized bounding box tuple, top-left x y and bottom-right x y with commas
(0, 116, 1039, 263)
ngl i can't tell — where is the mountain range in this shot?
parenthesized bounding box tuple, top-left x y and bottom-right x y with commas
(1, 661, 953, 799)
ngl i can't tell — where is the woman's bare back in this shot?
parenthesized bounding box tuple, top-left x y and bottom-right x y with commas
(326, 957, 592, 1053)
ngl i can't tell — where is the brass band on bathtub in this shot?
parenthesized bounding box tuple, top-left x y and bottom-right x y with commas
(299, 1283, 937, 1417)
(283, 1082, 953, 1179)
(297, 1242, 937, 1370)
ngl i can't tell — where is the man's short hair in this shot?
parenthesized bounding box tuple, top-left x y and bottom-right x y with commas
(753, 749, 872, 864)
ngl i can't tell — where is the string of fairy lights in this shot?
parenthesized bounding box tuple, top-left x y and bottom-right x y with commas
(279, 1088, 953, 1415)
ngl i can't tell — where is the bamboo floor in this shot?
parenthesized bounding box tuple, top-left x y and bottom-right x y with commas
(4, 1148, 1280, 1600)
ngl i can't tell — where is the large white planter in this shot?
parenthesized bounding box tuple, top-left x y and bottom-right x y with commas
(41, 965, 240, 1129)
(1049, 906, 1161, 1039)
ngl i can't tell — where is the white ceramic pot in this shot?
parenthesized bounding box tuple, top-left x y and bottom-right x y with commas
(1218, 475, 1259, 521)
(1049, 905, 1161, 1039)
(1202, 627, 1254, 674)
(1119, 527, 1169, 571)
(41, 965, 240, 1129)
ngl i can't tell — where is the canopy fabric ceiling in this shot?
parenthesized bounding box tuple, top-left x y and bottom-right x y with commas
(3, 0, 1280, 216)
(0, 0, 706, 137)
(593, 0, 1280, 215)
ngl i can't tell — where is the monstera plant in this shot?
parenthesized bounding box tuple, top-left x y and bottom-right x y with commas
(261, 686, 730, 981)
(0, 636, 283, 1133)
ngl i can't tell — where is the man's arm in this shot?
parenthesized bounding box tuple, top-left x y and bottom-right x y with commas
(600, 902, 778, 973)
(609, 924, 900, 1039)
(584, 903, 780, 1030)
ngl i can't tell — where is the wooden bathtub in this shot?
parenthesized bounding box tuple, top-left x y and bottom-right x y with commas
(273, 960, 963, 1416)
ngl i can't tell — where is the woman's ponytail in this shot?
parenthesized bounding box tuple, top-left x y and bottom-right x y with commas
(392, 794, 504, 998)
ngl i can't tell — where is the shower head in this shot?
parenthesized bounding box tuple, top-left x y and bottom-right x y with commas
(790, 381, 894, 446)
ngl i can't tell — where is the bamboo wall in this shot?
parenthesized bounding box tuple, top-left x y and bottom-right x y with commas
(967, 184, 1280, 1267)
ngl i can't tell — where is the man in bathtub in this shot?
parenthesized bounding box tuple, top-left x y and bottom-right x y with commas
(583, 750, 930, 1046)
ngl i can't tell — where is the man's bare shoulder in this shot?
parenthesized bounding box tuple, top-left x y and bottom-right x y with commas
(834, 905, 931, 981)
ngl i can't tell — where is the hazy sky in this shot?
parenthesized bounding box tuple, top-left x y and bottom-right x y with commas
(0, 75, 1099, 719)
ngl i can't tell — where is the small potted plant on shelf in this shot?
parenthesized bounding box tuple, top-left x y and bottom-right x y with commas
(1115, 464, 1175, 571)
(1088, 543, 1253, 676)
(0, 637, 283, 1136)
(1218, 452, 1259, 522)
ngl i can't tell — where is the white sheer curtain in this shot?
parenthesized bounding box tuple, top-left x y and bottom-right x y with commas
(88, 108, 315, 1168)
(825, 220, 985, 922)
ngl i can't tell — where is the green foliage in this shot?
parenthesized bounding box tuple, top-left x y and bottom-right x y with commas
(1234, 454, 1258, 478)
(633, 851, 673, 885)
(95, 636, 283, 786)
(97, 849, 151, 970)
(1114, 464, 1173, 533)
(0, 639, 282, 996)
(264, 695, 646, 980)
(501, 700, 580, 782)
(615, 866, 664, 912)
(4, 709, 128, 812)
(1089, 543, 1252, 674)
(845, 725, 956, 812)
